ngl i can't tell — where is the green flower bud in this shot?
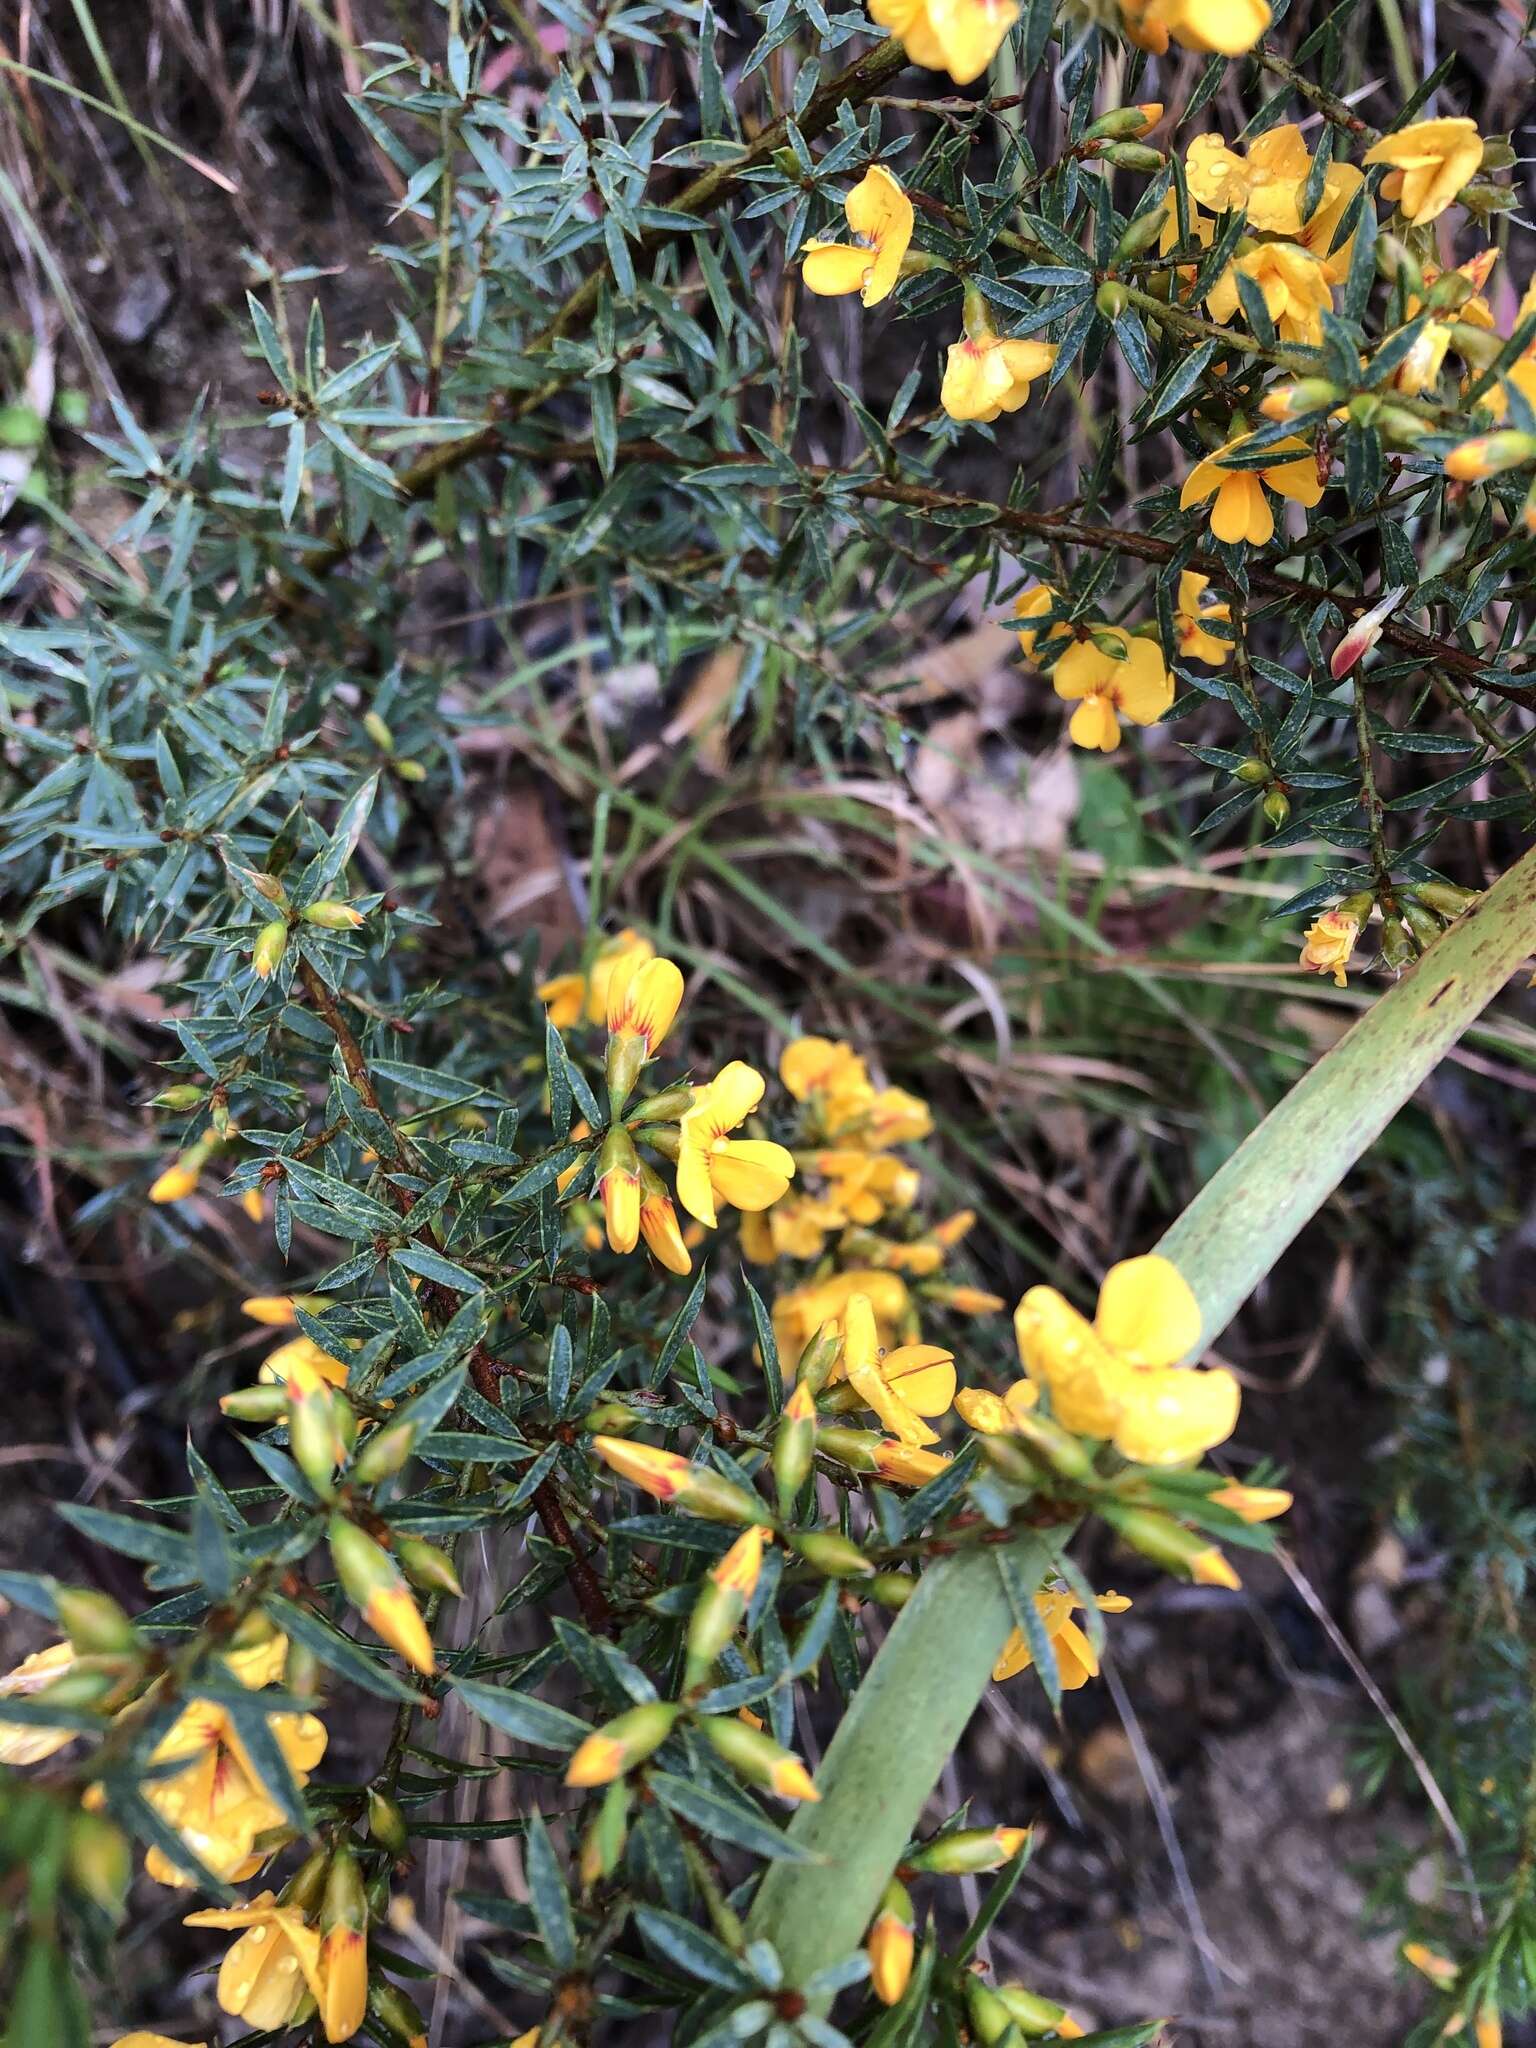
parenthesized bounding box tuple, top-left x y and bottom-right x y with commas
(394, 757, 427, 782)
(53, 1588, 140, 1660)
(350, 1418, 418, 1485)
(697, 1715, 819, 1803)
(301, 900, 366, 929)
(1100, 1502, 1240, 1586)
(1113, 206, 1170, 261)
(1262, 788, 1292, 830)
(368, 1977, 430, 2047)
(1234, 757, 1270, 785)
(790, 1530, 875, 1578)
(363, 711, 395, 753)
(1094, 280, 1131, 320)
(66, 1810, 131, 1916)
(396, 1535, 463, 1599)
(1099, 140, 1164, 172)
(252, 918, 290, 981)
(1415, 881, 1477, 918)
(866, 1572, 915, 1610)
(368, 1788, 410, 1856)
(220, 1384, 292, 1423)
(151, 1083, 207, 1111)
(626, 1084, 695, 1124)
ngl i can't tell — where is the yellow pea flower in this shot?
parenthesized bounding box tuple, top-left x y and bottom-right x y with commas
(941, 334, 1057, 424)
(741, 1191, 848, 1264)
(183, 1892, 325, 2033)
(1013, 582, 1063, 664)
(140, 1631, 327, 1888)
(1299, 908, 1360, 987)
(1364, 116, 1484, 227)
(1185, 123, 1312, 235)
(1206, 240, 1334, 347)
(955, 1379, 1038, 1436)
(259, 1333, 351, 1389)
(677, 1062, 796, 1227)
(1173, 572, 1231, 667)
(538, 928, 653, 1030)
(1478, 353, 1536, 425)
(604, 951, 684, 1058)
(1121, 0, 1270, 54)
(1179, 433, 1324, 547)
(1013, 1254, 1239, 1465)
(779, 1034, 876, 1138)
(772, 1267, 912, 1367)
(869, 0, 1020, 86)
(110, 2037, 208, 2047)
(838, 1292, 956, 1447)
(993, 1586, 1133, 1686)
(815, 1148, 921, 1224)
(1296, 162, 1365, 282)
(0, 1640, 81, 1765)
(802, 166, 914, 307)
(864, 1086, 933, 1148)
(1051, 629, 1173, 752)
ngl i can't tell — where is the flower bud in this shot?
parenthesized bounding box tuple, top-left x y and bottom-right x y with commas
(581, 1401, 639, 1436)
(565, 1701, 681, 1787)
(368, 1788, 410, 1855)
(1376, 404, 1431, 448)
(66, 1810, 131, 1916)
(220, 1384, 292, 1423)
(1416, 882, 1478, 919)
(288, 1368, 352, 1499)
(812, 1424, 885, 1474)
(597, 1126, 642, 1255)
(627, 1085, 695, 1124)
(867, 1878, 914, 2006)
(53, 1588, 140, 1660)
(589, 1435, 764, 1524)
(394, 757, 428, 782)
(1234, 756, 1270, 785)
(149, 1147, 207, 1203)
(252, 917, 289, 980)
(328, 1517, 437, 1674)
(1113, 206, 1171, 261)
(995, 1982, 1086, 2036)
(397, 1535, 463, 1599)
(773, 1380, 818, 1513)
(793, 1321, 844, 1397)
(363, 710, 395, 752)
(790, 1530, 875, 1578)
(977, 1431, 1046, 1487)
(151, 1083, 207, 1111)
(1099, 140, 1164, 172)
(698, 1714, 819, 1802)
(1000, 1405, 1097, 1482)
(351, 1418, 418, 1486)
(1100, 1502, 1241, 1588)
(302, 900, 366, 929)
(1095, 280, 1130, 320)
(1086, 103, 1161, 139)
(1259, 378, 1344, 422)
(966, 1978, 1015, 2045)
(579, 1778, 630, 1887)
(867, 1571, 915, 1610)
(1262, 788, 1292, 830)
(637, 1164, 690, 1276)
(368, 1977, 430, 2048)
(1376, 235, 1423, 293)
(911, 1824, 1032, 1875)
(320, 1841, 369, 2044)
(1445, 430, 1536, 482)
(1381, 916, 1414, 971)
(1208, 1482, 1292, 1524)
(1347, 392, 1383, 429)
(685, 1525, 771, 1686)
(1403, 900, 1443, 949)
(872, 1441, 953, 1488)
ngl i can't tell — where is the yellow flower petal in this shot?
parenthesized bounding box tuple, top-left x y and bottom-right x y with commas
(1093, 1255, 1201, 1370)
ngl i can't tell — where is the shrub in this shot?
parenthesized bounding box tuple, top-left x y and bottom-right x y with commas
(2, 0, 1535, 2043)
